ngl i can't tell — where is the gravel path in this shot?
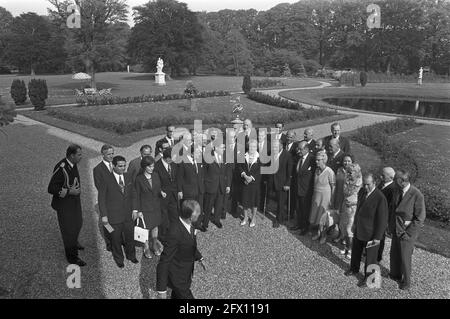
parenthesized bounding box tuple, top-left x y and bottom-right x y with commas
(1, 83, 449, 298)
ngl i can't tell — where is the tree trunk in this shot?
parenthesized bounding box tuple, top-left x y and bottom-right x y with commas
(386, 59, 391, 75)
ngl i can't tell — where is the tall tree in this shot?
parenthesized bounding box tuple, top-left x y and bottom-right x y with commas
(48, 0, 129, 88)
(128, 0, 204, 77)
(0, 7, 14, 66)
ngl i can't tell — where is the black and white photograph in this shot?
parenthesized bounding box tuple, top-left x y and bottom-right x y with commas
(0, 0, 449, 304)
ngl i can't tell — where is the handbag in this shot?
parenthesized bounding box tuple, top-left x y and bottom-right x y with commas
(134, 216, 149, 243)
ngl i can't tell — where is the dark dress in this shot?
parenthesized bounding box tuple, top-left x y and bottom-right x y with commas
(133, 172, 162, 231)
(239, 155, 261, 209)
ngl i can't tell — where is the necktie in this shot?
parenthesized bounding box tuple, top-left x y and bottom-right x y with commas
(119, 175, 124, 194)
(190, 224, 195, 239)
(168, 164, 172, 180)
(297, 158, 302, 173)
(398, 191, 404, 206)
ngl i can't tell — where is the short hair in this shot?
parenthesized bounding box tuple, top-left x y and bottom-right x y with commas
(162, 147, 172, 159)
(316, 150, 328, 162)
(383, 167, 396, 179)
(179, 200, 200, 219)
(298, 140, 309, 150)
(342, 153, 354, 163)
(396, 169, 410, 183)
(276, 122, 284, 127)
(140, 144, 152, 153)
(66, 144, 81, 157)
(329, 138, 340, 147)
(140, 156, 155, 169)
(331, 122, 341, 130)
(100, 144, 113, 154)
(166, 125, 174, 131)
(112, 155, 126, 166)
(363, 172, 375, 183)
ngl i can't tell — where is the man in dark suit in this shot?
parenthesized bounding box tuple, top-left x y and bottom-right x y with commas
(303, 128, 316, 154)
(390, 169, 426, 290)
(127, 144, 152, 183)
(258, 128, 271, 214)
(154, 148, 179, 238)
(345, 173, 388, 286)
(177, 146, 205, 230)
(291, 141, 315, 234)
(327, 138, 345, 173)
(236, 119, 256, 153)
(203, 143, 231, 230)
(155, 125, 176, 156)
(98, 155, 138, 268)
(268, 139, 293, 228)
(156, 200, 205, 299)
(377, 167, 397, 262)
(93, 144, 115, 252)
(323, 122, 351, 154)
(224, 129, 242, 219)
(48, 144, 85, 266)
(275, 122, 287, 147)
(285, 130, 298, 222)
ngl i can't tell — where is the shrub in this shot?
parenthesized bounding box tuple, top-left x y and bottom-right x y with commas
(28, 79, 48, 110)
(0, 95, 16, 126)
(351, 118, 449, 223)
(339, 72, 359, 86)
(242, 75, 252, 94)
(251, 78, 285, 89)
(184, 81, 198, 98)
(360, 71, 367, 87)
(10, 79, 27, 105)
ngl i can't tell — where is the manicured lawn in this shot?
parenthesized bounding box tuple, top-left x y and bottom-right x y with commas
(0, 73, 320, 107)
(279, 82, 450, 107)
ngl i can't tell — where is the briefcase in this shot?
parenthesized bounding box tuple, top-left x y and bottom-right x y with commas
(134, 217, 149, 243)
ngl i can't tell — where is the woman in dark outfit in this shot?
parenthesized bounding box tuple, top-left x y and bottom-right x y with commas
(239, 140, 261, 227)
(133, 156, 163, 258)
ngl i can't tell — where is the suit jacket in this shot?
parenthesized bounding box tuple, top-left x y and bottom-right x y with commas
(285, 141, 299, 158)
(294, 152, 315, 196)
(327, 150, 345, 173)
(98, 172, 133, 224)
(393, 185, 426, 239)
(378, 182, 398, 233)
(177, 160, 205, 199)
(324, 135, 351, 154)
(354, 188, 389, 241)
(127, 157, 142, 183)
(156, 218, 202, 292)
(270, 149, 293, 191)
(93, 161, 112, 191)
(48, 158, 82, 213)
(204, 159, 231, 194)
(132, 172, 161, 215)
(305, 139, 317, 154)
(154, 159, 178, 198)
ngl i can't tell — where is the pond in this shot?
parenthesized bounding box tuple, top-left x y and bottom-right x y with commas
(323, 97, 450, 120)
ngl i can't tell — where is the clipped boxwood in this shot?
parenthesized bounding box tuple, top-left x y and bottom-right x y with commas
(10, 79, 27, 105)
(242, 74, 252, 94)
(28, 79, 48, 110)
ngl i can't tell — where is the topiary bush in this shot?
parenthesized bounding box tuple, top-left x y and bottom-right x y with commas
(10, 79, 27, 105)
(242, 74, 252, 94)
(28, 79, 48, 110)
(360, 71, 367, 87)
(0, 95, 16, 126)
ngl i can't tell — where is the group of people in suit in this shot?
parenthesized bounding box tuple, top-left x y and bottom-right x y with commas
(48, 120, 426, 297)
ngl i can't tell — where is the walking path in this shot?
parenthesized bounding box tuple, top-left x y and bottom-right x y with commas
(2, 79, 449, 299)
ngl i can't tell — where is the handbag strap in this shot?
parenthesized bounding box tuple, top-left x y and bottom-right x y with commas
(136, 216, 146, 229)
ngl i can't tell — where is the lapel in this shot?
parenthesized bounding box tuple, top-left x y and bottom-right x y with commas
(111, 173, 125, 196)
(142, 174, 153, 192)
(300, 154, 310, 171)
(399, 187, 413, 206)
(178, 219, 194, 244)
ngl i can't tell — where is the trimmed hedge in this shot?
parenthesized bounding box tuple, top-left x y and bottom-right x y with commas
(10, 79, 27, 105)
(47, 108, 318, 135)
(351, 118, 449, 223)
(77, 90, 230, 106)
(242, 75, 252, 94)
(251, 78, 285, 88)
(28, 79, 48, 110)
(246, 91, 336, 118)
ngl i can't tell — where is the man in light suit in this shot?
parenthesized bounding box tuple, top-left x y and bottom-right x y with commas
(303, 128, 316, 154)
(156, 200, 205, 299)
(345, 173, 388, 286)
(127, 144, 152, 183)
(98, 156, 138, 268)
(327, 138, 345, 173)
(389, 169, 426, 290)
(323, 122, 351, 155)
(93, 144, 115, 252)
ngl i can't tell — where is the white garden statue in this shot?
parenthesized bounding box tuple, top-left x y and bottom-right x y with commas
(155, 57, 166, 86)
(418, 67, 423, 85)
(157, 58, 164, 73)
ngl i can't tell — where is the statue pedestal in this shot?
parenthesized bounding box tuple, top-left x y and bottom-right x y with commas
(154, 72, 166, 86)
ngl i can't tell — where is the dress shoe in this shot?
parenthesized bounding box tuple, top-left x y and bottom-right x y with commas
(128, 258, 139, 264)
(357, 279, 367, 288)
(399, 282, 411, 290)
(312, 233, 320, 241)
(116, 262, 125, 268)
(273, 221, 280, 228)
(198, 226, 207, 232)
(388, 274, 402, 282)
(299, 229, 309, 236)
(213, 221, 223, 229)
(69, 258, 86, 267)
(143, 249, 152, 259)
(344, 269, 358, 277)
(249, 221, 256, 228)
(106, 245, 112, 252)
(319, 236, 327, 244)
(77, 244, 85, 250)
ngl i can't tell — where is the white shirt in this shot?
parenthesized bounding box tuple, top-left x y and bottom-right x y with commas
(162, 159, 170, 173)
(166, 136, 174, 146)
(366, 187, 376, 199)
(402, 183, 411, 196)
(214, 152, 223, 164)
(103, 160, 112, 172)
(382, 180, 393, 190)
(332, 149, 342, 159)
(179, 217, 193, 235)
(112, 171, 124, 185)
(287, 142, 293, 151)
(66, 158, 74, 168)
(275, 149, 283, 162)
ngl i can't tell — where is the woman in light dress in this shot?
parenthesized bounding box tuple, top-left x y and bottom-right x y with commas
(309, 150, 336, 244)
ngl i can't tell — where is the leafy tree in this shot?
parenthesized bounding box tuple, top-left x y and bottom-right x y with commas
(129, 0, 204, 77)
(0, 7, 13, 65)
